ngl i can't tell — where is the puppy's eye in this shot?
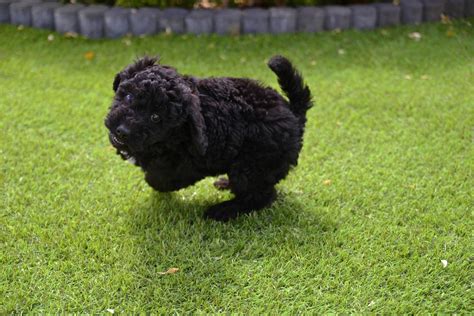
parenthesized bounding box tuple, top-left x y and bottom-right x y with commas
(150, 113, 160, 123)
(125, 94, 133, 103)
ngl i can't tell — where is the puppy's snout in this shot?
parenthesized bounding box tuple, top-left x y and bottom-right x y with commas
(116, 125, 131, 141)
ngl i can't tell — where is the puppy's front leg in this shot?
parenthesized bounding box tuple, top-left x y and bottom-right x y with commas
(145, 171, 182, 192)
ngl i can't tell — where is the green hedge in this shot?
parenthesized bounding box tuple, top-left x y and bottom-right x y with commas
(75, 0, 375, 8)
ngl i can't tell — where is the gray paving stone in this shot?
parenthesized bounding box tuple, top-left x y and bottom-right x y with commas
(130, 7, 160, 36)
(160, 8, 188, 34)
(79, 5, 108, 39)
(445, 0, 465, 18)
(296, 6, 324, 33)
(421, 0, 444, 21)
(104, 7, 130, 38)
(350, 4, 376, 30)
(242, 8, 269, 34)
(270, 7, 296, 33)
(185, 9, 213, 34)
(324, 5, 351, 30)
(54, 4, 84, 34)
(466, 0, 474, 17)
(375, 3, 400, 27)
(31, 2, 60, 29)
(214, 8, 241, 35)
(10, 0, 41, 26)
(0, 0, 14, 23)
(400, 0, 423, 25)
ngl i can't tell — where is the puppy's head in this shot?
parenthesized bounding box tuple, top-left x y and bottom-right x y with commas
(105, 57, 207, 161)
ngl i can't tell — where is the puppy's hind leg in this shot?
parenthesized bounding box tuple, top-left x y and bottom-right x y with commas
(204, 166, 280, 221)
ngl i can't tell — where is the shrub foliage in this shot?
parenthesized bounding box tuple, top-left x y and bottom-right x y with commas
(73, 0, 376, 8)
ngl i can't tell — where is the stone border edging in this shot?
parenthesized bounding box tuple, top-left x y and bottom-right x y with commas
(0, 0, 473, 38)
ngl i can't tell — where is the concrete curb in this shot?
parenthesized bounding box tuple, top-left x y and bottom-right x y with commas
(324, 6, 351, 30)
(242, 8, 269, 34)
(32, 2, 61, 30)
(351, 4, 377, 30)
(2, 0, 473, 39)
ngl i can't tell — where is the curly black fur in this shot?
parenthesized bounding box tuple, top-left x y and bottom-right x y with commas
(105, 55, 312, 221)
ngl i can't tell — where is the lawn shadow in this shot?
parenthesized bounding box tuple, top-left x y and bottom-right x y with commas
(126, 188, 336, 274)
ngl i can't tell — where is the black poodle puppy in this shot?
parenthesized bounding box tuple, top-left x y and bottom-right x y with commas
(105, 55, 312, 221)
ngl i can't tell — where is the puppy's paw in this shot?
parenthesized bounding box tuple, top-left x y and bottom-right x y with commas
(213, 177, 230, 190)
(204, 202, 238, 222)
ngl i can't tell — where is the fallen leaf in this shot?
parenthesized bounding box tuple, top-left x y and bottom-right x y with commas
(441, 14, 451, 25)
(421, 75, 429, 80)
(446, 29, 455, 37)
(64, 31, 78, 38)
(310, 60, 316, 66)
(441, 259, 448, 268)
(405, 74, 412, 80)
(159, 267, 179, 275)
(47, 34, 54, 42)
(17, 25, 24, 31)
(408, 32, 422, 41)
(84, 51, 95, 61)
(106, 309, 114, 314)
(323, 179, 332, 186)
(338, 49, 345, 55)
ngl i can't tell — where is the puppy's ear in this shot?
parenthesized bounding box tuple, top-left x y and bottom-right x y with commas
(113, 73, 121, 92)
(187, 94, 208, 156)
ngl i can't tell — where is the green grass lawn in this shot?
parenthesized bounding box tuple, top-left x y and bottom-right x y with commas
(1, 20, 473, 313)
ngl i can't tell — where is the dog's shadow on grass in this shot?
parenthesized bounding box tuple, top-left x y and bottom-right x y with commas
(127, 188, 336, 271)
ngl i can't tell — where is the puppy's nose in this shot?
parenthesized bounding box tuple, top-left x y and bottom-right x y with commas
(115, 125, 130, 140)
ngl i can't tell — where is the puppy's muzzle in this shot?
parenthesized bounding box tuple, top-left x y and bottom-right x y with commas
(114, 124, 130, 144)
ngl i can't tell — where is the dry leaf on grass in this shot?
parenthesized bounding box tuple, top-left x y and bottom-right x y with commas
(441, 14, 451, 25)
(64, 32, 78, 39)
(408, 32, 422, 41)
(47, 34, 54, 42)
(446, 28, 455, 37)
(84, 51, 95, 61)
(159, 267, 179, 275)
(441, 260, 448, 268)
(323, 179, 332, 186)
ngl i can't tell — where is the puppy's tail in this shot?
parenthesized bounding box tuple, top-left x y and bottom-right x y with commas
(268, 55, 312, 125)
